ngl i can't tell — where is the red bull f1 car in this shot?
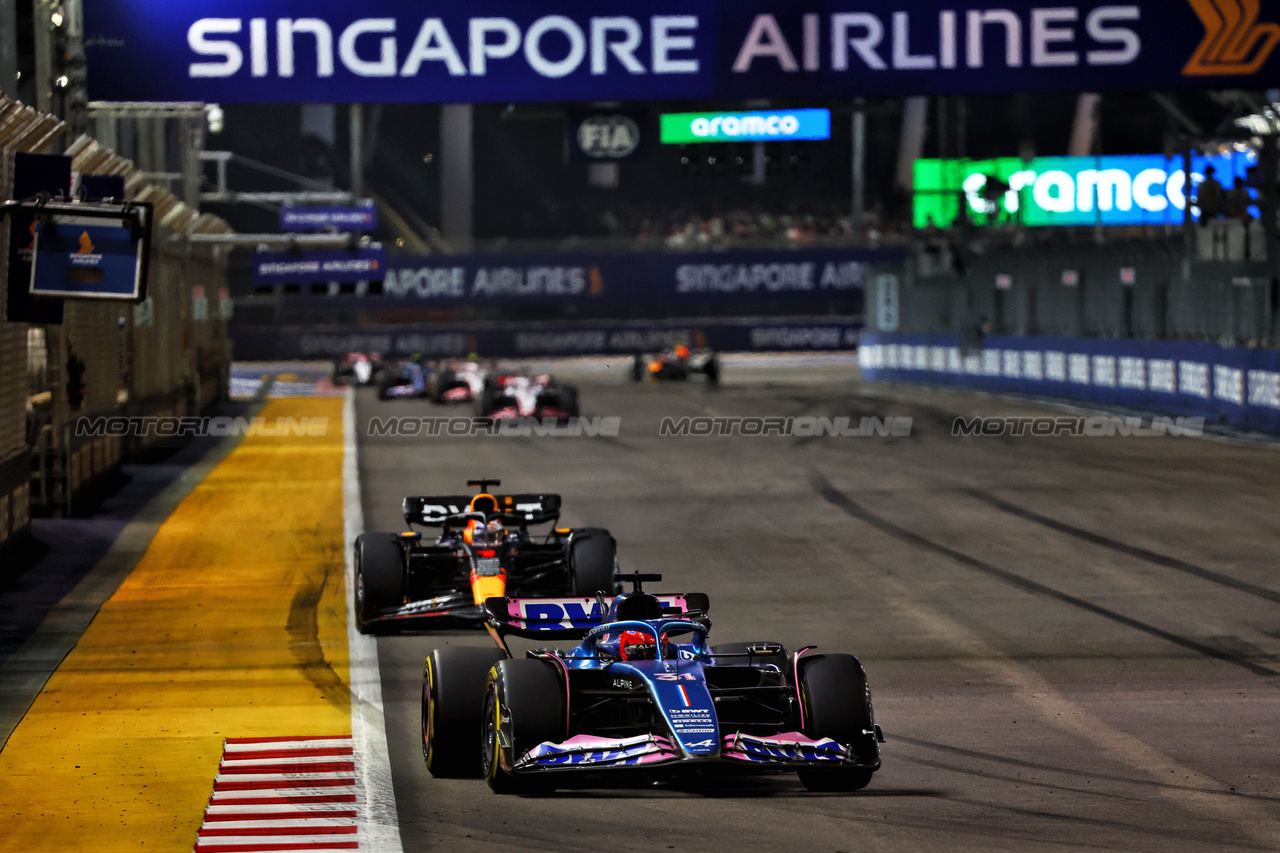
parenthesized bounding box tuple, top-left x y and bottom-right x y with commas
(631, 345, 720, 384)
(355, 479, 619, 633)
(476, 374, 580, 421)
(421, 573, 884, 793)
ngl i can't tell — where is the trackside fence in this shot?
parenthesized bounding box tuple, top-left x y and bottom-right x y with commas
(0, 95, 234, 545)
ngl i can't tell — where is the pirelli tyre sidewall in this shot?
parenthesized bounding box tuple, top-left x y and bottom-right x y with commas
(796, 652, 878, 792)
(355, 533, 404, 634)
(422, 646, 508, 778)
(483, 658, 565, 794)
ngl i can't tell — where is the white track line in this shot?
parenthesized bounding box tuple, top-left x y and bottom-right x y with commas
(344, 388, 404, 852)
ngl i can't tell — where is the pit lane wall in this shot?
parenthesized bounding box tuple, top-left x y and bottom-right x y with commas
(231, 317, 863, 360)
(858, 333, 1280, 435)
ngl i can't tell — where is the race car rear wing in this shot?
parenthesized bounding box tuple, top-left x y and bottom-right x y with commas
(403, 493, 562, 527)
(483, 593, 710, 642)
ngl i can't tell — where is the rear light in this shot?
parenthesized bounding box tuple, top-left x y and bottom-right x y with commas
(477, 549, 496, 557)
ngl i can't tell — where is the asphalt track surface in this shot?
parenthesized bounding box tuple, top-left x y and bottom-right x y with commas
(357, 359, 1280, 852)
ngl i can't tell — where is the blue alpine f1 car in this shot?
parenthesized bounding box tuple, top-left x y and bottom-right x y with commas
(421, 572, 884, 793)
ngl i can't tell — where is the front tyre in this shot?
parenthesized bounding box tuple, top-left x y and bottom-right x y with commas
(797, 653, 878, 792)
(355, 533, 404, 634)
(483, 659, 565, 794)
(422, 647, 508, 778)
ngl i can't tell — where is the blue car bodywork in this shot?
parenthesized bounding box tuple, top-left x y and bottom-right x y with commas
(378, 360, 429, 399)
(478, 575, 884, 788)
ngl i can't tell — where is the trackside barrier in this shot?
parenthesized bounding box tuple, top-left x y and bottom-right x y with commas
(858, 333, 1280, 435)
(231, 318, 864, 361)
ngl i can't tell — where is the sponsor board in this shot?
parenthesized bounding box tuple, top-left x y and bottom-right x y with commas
(280, 204, 378, 232)
(253, 246, 387, 285)
(860, 332, 1280, 435)
(230, 318, 865, 361)
(914, 151, 1259, 228)
(371, 247, 895, 307)
(660, 108, 830, 143)
(85, 2, 1280, 103)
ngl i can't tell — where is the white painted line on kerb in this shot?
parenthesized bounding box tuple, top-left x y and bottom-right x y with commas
(344, 388, 404, 852)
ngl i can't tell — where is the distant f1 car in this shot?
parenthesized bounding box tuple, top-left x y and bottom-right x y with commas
(334, 352, 385, 386)
(632, 345, 720, 384)
(377, 360, 430, 400)
(477, 374, 579, 421)
(430, 361, 488, 404)
(421, 572, 884, 793)
(354, 479, 618, 633)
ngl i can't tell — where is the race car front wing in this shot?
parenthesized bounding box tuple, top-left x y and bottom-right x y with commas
(368, 592, 484, 624)
(514, 730, 882, 772)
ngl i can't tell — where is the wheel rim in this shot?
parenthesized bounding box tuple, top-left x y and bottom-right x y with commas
(355, 570, 365, 613)
(481, 685, 499, 780)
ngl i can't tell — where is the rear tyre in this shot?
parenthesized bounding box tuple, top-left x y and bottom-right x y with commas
(483, 658, 565, 794)
(476, 386, 499, 418)
(796, 653, 877, 792)
(568, 530, 619, 595)
(704, 355, 721, 385)
(355, 533, 404, 634)
(630, 355, 644, 382)
(422, 647, 509, 777)
(557, 385, 579, 418)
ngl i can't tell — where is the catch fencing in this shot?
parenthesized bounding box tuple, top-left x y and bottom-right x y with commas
(882, 230, 1278, 347)
(0, 95, 234, 544)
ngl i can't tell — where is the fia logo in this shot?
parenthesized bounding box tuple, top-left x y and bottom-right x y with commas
(1184, 0, 1280, 75)
(576, 115, 640, 159)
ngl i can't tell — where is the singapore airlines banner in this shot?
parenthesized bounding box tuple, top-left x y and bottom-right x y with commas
(372, 246, 897, 307)
(84, 0, 1280, 103)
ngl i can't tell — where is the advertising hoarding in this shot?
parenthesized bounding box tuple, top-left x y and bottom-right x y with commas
(913, 151, 1258, 228)
(83, 1, 1280, 103)
(660, 109, 831, 143)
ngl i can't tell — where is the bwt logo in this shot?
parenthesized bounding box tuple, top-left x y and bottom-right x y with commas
(1184, 0, 1280, 75)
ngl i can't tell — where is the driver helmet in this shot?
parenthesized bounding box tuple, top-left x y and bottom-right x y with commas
(618, 630, 672, 661)
(464, 517, 505, 546)
(673, 344, 691, 359)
